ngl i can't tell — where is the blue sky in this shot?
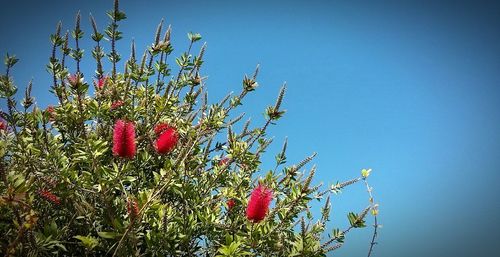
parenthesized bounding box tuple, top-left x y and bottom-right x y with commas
(1, 0, 500, 256)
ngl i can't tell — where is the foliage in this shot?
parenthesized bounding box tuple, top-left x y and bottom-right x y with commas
(0, 0, 379, 256)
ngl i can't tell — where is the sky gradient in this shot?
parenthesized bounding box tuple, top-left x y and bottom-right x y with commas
(1, 0, 500, 256)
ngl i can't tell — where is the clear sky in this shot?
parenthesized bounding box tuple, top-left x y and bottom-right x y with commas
(1, 0, 500, 256)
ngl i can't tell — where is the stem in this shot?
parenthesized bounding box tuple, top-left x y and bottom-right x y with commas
(111, 0, 119, 79)
(60, 31, 69, 102)
(363, 178, 379, 257)
(155, 51, 166, 94)
(5, 66, 19, 138)
(74, 11, 81, 74)
(49, 22, 65, 104)
(250, 223, 255, 247)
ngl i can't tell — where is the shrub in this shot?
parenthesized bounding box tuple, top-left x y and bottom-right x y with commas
(0, 0, 379, 256)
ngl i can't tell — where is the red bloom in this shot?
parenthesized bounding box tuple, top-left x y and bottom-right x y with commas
(46, 105, 55, 121)
(38, 189, 61, 205)
(110, 100, 124, 110)
(246, 184, 273, 222)
(155, 125, 178, 154)
(0, 118, 7, 131)
(97, 76, 108, 89)
(153, 122, 170, 135)
(112, 119, 136, 158)
(227, 199, 236, 210)
(67, 73, 82, 88)
(127, 199, 139, 218)
(219, 157, 230, 166)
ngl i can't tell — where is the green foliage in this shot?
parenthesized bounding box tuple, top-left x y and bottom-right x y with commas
(187, 32, 202, 43)
(347, 212, 367, 228)
(4, 54, 19, 69)
(0, 1, 379, 256)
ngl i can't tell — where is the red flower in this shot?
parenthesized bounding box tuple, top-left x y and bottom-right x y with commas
(219, 157, 230, 166)
(227, 199, 236, 210)
(38, 189, 61, 205)
(110, 100, 124, 110)
(112, 119, 136, 158)
(155, 125, 178, 154)
(246, 184, 273, 222)
(0, 118, 7, 131)
(46, 105, 55, 121)
(67, 73, 82, 88)
(127, 199, 139, 218)
(153, 122, 170, 135)
(97, 76, 108, 89)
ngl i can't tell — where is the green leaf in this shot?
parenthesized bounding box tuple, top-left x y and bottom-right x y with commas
(188, 32, 202, 42)
(347, 212, 366, 228)
(4, 53, 19, 68)
(361, 168, 372, 178)
(97, 231, 121, 239)
(74, 235, 99, 249)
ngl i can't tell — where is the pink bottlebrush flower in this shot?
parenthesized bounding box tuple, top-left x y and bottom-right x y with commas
(97, 76, 108, 89)
(67, 73, 82, 88)
(112, 119, 136, 158)
(153, 122, 170, 136)
(219, 157, 230, 166)
(246, 184, 273, 223)
(110, 100, 124, 110)
(227, 199, 236, 210)
(38, 189, 61, 205)
(155, 125, 178, 154)
(127, 199, 139, 218)
(0, 118, 7, 131)
(46, 105, 55, 121)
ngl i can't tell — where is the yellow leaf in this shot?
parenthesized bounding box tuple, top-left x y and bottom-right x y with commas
(361, 168, 372, 178)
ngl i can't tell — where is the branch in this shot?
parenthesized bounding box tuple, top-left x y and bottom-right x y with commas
(363, 178, 379, 257)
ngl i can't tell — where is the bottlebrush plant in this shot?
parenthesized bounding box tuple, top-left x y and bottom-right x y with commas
(0, 0, 379, 256)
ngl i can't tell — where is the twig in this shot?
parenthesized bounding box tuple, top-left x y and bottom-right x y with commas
(363, 178, 379, 257)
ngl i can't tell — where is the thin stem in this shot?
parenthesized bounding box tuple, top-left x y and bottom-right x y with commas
(5, 67, 19, 138)
(111, 0, 119, 79)
(321, 205, 371, 249)
(51, 22, 63, 104)
(74, 11, 81, 74)
(143, 20, 164, 127)
(363, 178, 379, 257)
